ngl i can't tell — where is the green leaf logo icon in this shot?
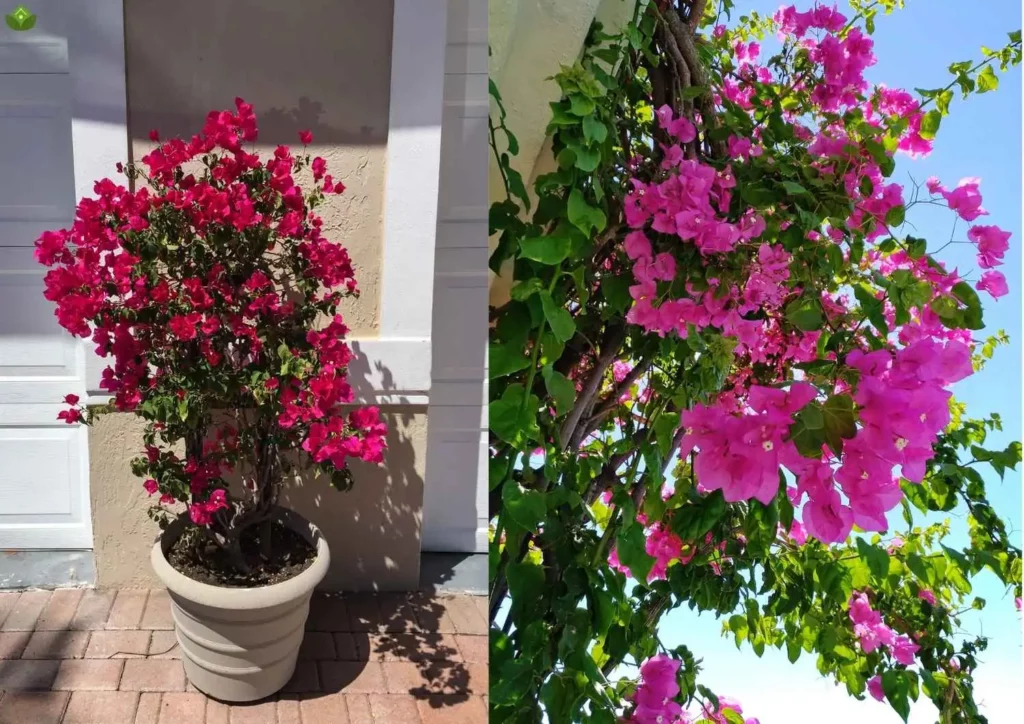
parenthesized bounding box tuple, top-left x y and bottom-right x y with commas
(5, 5, 36, 31)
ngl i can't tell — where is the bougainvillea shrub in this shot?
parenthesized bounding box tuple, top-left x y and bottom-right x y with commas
(488, 1, 1020, 722)
(37, 99, 387, 569)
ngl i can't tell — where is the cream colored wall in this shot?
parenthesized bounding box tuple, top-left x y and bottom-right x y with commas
(90, 408, 427, 592)
(88, 0, 427, 592)
(123, 0, 393, 337)
(488, 0, 636, 309)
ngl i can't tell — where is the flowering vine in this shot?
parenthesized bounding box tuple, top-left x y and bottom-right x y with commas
(489, 0, 1020, 722)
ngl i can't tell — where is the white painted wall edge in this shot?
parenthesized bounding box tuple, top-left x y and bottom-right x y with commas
(377, 0, 448, 340)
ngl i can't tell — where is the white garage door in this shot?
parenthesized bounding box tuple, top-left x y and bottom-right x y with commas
(421, 0, 489, 553)
(0, 10, 92, 549)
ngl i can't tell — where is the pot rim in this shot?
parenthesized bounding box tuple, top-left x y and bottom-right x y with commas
(151, 506, 330, 610)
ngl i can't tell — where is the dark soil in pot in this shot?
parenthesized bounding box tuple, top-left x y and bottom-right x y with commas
(168, 522, 316, 588)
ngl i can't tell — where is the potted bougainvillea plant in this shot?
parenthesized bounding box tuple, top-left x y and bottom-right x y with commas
(35, 98, 388, 702)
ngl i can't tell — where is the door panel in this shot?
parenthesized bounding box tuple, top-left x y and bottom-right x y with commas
(0, 28, 91, 549)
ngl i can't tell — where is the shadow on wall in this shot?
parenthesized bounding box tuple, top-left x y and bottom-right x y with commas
(279, 403, 427, 593)
(122, 0, 393, 146)
(122, 0, 395, 336)
(89, 401, 427, 593)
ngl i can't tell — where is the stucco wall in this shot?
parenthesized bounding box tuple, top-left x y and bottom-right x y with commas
(90, 408, 427, 592)
(123, 0, 393, 337)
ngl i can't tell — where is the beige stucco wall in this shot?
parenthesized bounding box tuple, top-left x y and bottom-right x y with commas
(90, 407, 427, 592)
(123, 0, 393, 337)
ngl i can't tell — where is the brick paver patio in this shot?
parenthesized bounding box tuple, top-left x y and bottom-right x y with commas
(0, 589, 488, 723)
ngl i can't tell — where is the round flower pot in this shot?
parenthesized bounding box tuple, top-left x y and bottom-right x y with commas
(151, 508, 330, 702)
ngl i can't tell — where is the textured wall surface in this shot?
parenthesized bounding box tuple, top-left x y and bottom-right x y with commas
(90, 408, 427, 592)
(123, 0, 393, 336)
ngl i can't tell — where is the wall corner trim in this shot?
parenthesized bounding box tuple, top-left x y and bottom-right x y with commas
(378, 0, 449, 341)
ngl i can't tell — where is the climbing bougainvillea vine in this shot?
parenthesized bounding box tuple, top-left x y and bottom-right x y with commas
(489, 0, 1021, 722)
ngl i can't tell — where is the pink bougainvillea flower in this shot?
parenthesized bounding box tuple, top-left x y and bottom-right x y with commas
(639, 654, 680, 698)
(867, 675, 885, 701)
(57, 407, 83, 424)
(891, 635, 920, 665)
(918, 589, 937, 606)
(968, 224, 1011, 268)
(942, 177, 987, 221)
(977, 270, 1008, 299)
(802, 489, 854, 544)
(298, 130, 313, 145)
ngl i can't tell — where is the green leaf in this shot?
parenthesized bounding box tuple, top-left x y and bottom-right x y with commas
(615, 524, 655, 584)
(919, 110, 941, 140)
(882, 670, 911, 722)
(602, 275, 632, 314)
(509, 277, 545, 302)
(854, 284, 889, 336)
(489, 342, 531, 379)
(582, 115, 608, 145)
(504, 161, 531, 210)
(789, 404, 826, 458)
(977, 64, 999, 93)
(952, 281, 984, 330)
(507, 559, 546, 618)
(540, 292, 576, 343)
(781, 180, 810, 196)
(503, 481, 547, 532)
(573, 144, 601, 172)
(567, 188, 607, 234)
(519, 235, 571, 265)
(569, 94, 596, 116)
(833, 644, 856, 661)
(785, 297, 823, 332)
(884, 205, 906, 228)
(822, 394, 857, 456)
(653, 412, 681, 458)
(542, 365, 576, 416)
(490, 384, 541, 443)
(856, 538, 891, 581)
(541, 676, 580, 721)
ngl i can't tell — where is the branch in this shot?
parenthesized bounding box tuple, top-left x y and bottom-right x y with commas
(687, 0, 708, 29)
(582, 358, 653, 438)
(560, 326, 626, 450)
(662, 6, 726, 158)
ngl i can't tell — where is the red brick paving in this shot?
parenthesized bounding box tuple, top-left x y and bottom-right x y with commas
(0, 590, 487, 722)
(0, 591, 51, 632)
(63, 691, 139, 724)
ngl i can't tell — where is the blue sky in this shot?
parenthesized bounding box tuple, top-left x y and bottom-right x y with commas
(656, 2, 1023, 722)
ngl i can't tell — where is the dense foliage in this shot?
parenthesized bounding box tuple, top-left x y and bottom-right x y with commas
(488, 1, 1021, 722)
(36, 100, 387, 569)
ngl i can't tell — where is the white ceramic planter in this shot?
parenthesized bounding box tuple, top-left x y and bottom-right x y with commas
(151, 508, 330, 702)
